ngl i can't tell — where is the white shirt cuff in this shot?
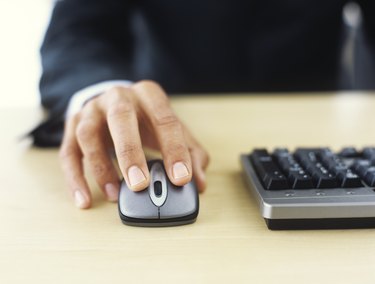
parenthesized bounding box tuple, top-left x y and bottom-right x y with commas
(66, 80, 133, 118)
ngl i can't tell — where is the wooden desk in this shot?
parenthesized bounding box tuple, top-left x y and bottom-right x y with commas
(1, 93, 375, 283)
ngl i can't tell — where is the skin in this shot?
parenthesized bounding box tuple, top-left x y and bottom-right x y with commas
(59, 80, 210, 209)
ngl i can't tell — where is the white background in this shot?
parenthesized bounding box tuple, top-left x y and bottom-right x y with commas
(0, 1, 51, 107)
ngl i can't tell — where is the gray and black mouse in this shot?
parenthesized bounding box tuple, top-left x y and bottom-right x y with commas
(118, 160, 199, 227)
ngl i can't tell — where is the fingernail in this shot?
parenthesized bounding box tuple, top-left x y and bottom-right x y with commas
(173, 162, 189, 179)
(105, 183, 119, 202)
(128, 166, 146, 187)
(74, 190, 87, 209)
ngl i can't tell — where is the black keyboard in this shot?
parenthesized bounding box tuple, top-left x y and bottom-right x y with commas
(241, 147, 375, 230)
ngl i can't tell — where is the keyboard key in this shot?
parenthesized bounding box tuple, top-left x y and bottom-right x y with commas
(288, 170, 315, 189)
(352, 160, 371, 177)
(337, 171, 363, 188)
(364, 167, 375, 187)
(338, 147, 360, 158)
(295, 149, 337, 188)
(318, 148, 362, 188)
(273, 148, 314, 189)
(351, 160, 375, 186)
(363, 148, 375, 163)
(250, 149, 288, 190)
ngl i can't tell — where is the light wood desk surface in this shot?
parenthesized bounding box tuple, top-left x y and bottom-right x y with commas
(1, 93, 375, 284)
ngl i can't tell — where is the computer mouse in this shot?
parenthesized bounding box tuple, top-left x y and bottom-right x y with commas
(118, 160, 199, 227)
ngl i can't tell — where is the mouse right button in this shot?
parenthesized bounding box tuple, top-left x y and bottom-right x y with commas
(159, 182, 198, 219)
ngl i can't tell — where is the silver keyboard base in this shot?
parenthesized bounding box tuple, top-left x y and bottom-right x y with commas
(241, 154, 375, 230)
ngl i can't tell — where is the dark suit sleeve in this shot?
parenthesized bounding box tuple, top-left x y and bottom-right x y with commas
(359, 0, 375, 41)
(353, 0, 375, 89)
(31, 0, 134, 147)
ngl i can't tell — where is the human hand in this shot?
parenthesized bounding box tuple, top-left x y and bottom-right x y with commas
(59, 80, 209, 209)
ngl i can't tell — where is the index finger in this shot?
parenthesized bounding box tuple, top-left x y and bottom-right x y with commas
(99, 87, 150, 191)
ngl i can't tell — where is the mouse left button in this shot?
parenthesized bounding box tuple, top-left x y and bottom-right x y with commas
(118, 181, 158, 219)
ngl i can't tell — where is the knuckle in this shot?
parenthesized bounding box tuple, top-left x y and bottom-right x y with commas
(106, 86, 128, 98)
(166, 142, 187, 157)
(105, 86, 133, 104)
(117, 143, 142, 159)
(68, 173, 86, 191)
(91, 163, 111, 179)
(133, 80, 167, 100)
(59, 145, 76, 161)
(85, 148, 100, 161)
(154, 113, 179, 128)
(83, 149, 112, 178)
(75, 121, 98, 143)
(107, 102, 134, 119)
(136, 80, 161, 90)
(69, 113, 81, 125)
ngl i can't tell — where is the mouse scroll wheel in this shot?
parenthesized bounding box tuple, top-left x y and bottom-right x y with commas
(154, 181, 163, 197)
